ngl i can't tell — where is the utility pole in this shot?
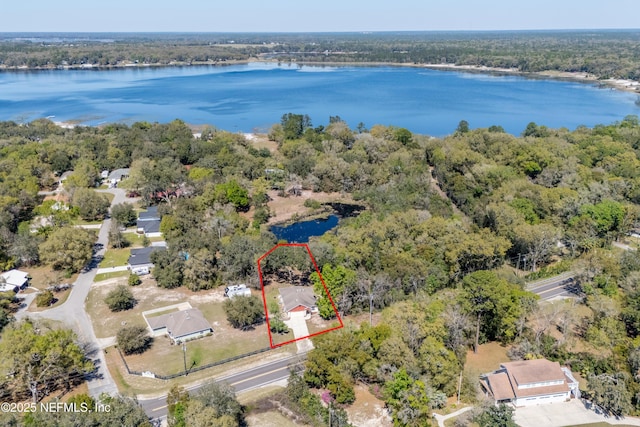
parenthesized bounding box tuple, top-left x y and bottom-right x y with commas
(182, 342, 187, 376)
(457, 370, 463, 404)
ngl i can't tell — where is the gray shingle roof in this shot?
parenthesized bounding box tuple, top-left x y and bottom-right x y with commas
(128, 246, 165, 266)
(279, 286, 317, 312)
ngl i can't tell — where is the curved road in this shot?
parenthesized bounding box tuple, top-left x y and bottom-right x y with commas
(16, 188, 128, 397)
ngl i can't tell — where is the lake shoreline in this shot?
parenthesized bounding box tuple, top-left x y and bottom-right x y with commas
(2, 58, 639, 94)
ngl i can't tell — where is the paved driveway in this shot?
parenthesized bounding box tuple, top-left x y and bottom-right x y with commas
(514, 399, 640, 427)
(284, 311, 314, 353)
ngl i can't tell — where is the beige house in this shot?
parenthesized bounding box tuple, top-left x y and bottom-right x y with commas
(480, 358, 580, 407)
(279, 286, 318, 319)
(145, 308, 212, 344)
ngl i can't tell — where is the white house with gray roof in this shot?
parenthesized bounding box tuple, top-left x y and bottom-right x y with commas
(279, 286, 318, 319)
(145, 308, 212, 343)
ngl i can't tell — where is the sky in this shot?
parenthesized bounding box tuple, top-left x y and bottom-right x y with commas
(4, 0, 640, 33)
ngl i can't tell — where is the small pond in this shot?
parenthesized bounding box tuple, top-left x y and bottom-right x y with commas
(269, 203, 364, 243)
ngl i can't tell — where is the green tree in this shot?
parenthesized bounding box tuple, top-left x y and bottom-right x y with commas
(268, 300, 289, 334)
(128, 273, 142, 286)
(455, 120, 470, 135)
(111, 202, 138, 227)
(183, 249, 218, 291)
(223, 295, 264, 329)
(39, 226, 95, 273)
(281, 113, 312, 140)
(108, 220, 128, 249)
(116, 325, 152, 355)
(35, 290, 55, 307)
(587, 372, 633, 417)
(71, 188, 110, 221)
(167, 385, 190, 427)
(105, 284, 136, 312)
(151, 249, 184, 289)
(310, 264, 356, 319)
(475, 403, 517, 427)
(0, 321, 94, 403)
(383, 368, 433, 427)
(460, 270, 536, 352)
(214, 180, 250, 211)
(189, 380, 244, 425)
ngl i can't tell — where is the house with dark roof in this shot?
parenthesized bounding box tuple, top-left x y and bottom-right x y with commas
(480, 358, 579, 407)
(278, 286, 318, 319)
(128, 246, 165, 275)
(136, 206, 162, 237)
(145, 308, 212, 343)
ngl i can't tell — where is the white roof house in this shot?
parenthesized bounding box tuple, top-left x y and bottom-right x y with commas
(0, 269, 30, 293)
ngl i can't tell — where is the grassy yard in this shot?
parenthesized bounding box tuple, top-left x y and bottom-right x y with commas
(464, 342, 510, 377)
(105, 341, 294, 396)
(94, 271, 129, 282)
(99, 247, 132, 268)
(21, 265, 78, 290)
(87, 278, 284, 378)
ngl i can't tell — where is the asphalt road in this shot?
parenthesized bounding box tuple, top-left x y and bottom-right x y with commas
(16, 188, 129, 398)
(526, 271, 579, 301)
(139, 353, 306, 420)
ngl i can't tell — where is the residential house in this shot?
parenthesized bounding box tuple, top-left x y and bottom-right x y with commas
(279, 286, 318, 319)
(136, 206, 162, 238)
(0, 269, 30, 293)
(145, 308, 212, 343)
(480, 358, 580, 407)
(108, 168, 130, 187)
(128, 246, 165, 275)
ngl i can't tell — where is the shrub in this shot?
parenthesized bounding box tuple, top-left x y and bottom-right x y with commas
(128, 274, 141, 286)
(105, 284, 136, 312)
(36, 290, 55, 307)
(117, 325, 152, 355)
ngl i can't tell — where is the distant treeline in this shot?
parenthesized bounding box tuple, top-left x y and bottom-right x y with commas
(1, 30, 640, 80)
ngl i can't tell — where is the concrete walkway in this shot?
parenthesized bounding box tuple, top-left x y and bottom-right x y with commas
(95, 265, 129, 274)
(433, 406, 472, 427)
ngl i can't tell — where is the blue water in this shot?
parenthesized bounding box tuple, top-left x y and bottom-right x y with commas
(0, 62, 637, 135)
(270, 215, 340, 243)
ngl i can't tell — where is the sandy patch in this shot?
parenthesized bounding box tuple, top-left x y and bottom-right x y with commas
(345, 384, 392, 427)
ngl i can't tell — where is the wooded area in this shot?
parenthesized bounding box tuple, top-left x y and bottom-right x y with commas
(0, 109, 640, 424)
(2, 30, 640, 80)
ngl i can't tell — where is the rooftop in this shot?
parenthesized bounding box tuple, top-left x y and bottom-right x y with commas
(279, 286, 317, 312)
(138, 206, 160, 221)
(0, 269, 29, 287)
(108, 168, 130, 181)
(148, 308, 212, 340)
(502, 359, 566, 386)
(137, 218, 161, 233)
(128, 246, 165, 266)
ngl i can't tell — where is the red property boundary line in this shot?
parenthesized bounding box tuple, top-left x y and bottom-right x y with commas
(257, 243, 344, 349)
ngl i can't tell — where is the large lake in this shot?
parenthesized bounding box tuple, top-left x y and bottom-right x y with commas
(0, 62, 637, 135)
